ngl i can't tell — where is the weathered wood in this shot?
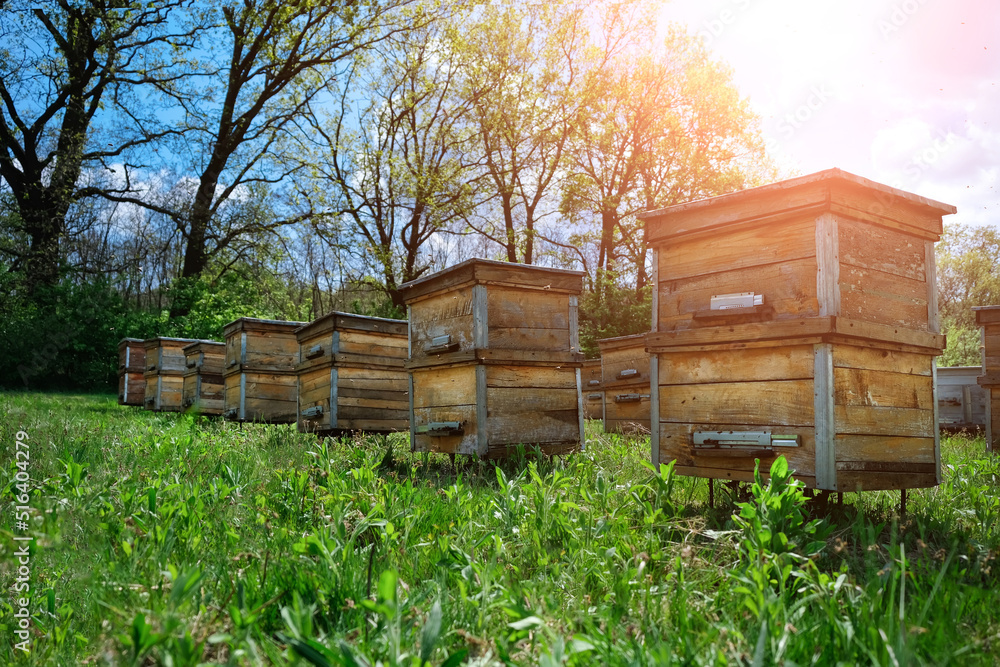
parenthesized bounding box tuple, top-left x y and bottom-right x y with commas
(659, 380, 816, 427)
(223, 318, 305, 373)
(143, 374, 184, 412)
(295, 312, 410, 434)
(659, 344, 815, 385)
(223, 371, 298, 424)
(142, 337, 212, 411)
(599, 334, 651, 386)
(182, 341, 226, 415)
(398, 257, 585, 304)
(814, 343, 836, 490)
(641, 169, 954, 243)
(118, 338, 148, 405)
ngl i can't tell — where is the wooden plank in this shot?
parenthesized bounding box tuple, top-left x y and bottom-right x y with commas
(925, 239, 940, 333)
(833, 367, 934, 410)
(833, 406, 935, 437)
(488, 326, 570, 351)
(658, 257, 820, 332)
(486, 387, 579, 413)
(658, 422, 815, 476)
(600, 340, 651, 384)
(656, 217, 817, 282)
(658, 344, 815, 385)
(409, 286, 475, 358)
(932, 359, 942, 482)
(831, 344, 932, 375)
(839, 265, 929, 330)
(411, 365, 475, 408)
(338, 367, 409, 391)
(486, 286, 569, 329)
(412, 405, 478, 455)
(648, 318, 834, 349)
(337, 330, 408, 357)
(834, 471, 937, 492)
(832, 318, 945, 351)
(650, 355, 659, 466)
(476, 364, 489, 456)
(973, 306, 1000, 326)
(485, 409, 580, 446)
(814, 343, 836, 490)
(838, 217, 927, 281)
(486, 365, 577, 389)
(398, 258, 583, 305)
(834, 435, 936, 464)
(659, 380, 815, 426)
(816, 212, 841, 317)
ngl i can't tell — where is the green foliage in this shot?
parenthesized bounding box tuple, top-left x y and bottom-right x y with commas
(578, 270, 652, 358)
(732, 457, 831, 565)
(0, 276, 160, 391)
(937, 223, 1000, 366)
(1, 394, 999, 665)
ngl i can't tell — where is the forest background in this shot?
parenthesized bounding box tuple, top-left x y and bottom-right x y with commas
(1, 0, 998, 391)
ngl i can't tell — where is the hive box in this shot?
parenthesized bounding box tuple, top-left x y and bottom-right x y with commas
(118, 338, 146, 406)
(641, 169, 955, 492)
(143, 337, 206, 412)
(582, 359, 604, 421)
(598, 333, 652, 433)
(296, 312, 409, 434)
(182, 340, 226, 415)
(936, 366, 989, 431)
(975, 305, 1000, 451)
(223, 317, 307, 423)
(400, 259, 586, 458)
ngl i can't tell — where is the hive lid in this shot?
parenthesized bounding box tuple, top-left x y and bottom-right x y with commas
(295, 311, 407, 340)
(182, 339, 226, 353)
(641, 168, 956, 243)
(973, 305, 1000, 325)
(398, 258, 585, 304)
(222, 317, 308, 336)
(142, 336, 212, 348)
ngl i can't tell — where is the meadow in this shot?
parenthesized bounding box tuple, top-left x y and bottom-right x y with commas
(1, 391, 998, 666)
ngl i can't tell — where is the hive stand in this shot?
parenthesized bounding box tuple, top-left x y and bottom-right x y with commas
(223, 317, 307, 423)
(640, 168, 955, 493)
(118, 338, 146, 406)
(974, 305, 1000, 452)
(295, 312, 409, 436)
(598, 333, 652, 434)
(182, 340, 226, 415)
(400, 258, 586, 459)
(582, 358, 604, 422)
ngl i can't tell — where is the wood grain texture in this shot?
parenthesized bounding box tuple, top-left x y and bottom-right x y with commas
(833, 367, 934, 410)
(834, 435, 935, 464)
(659, 380, 815, 426)
(658, 423, 815, 475)
(839, 218, 926, 282)
(118, 372, 146, 406)
(599, 337, 651, 386)
(656, 218, 817, 282)
(658, 344, 815, 385)
(658, 257, 820, 332)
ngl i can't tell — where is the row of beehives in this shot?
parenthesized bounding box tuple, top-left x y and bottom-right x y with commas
(118, 169, 998, 489)
(117, 257, 592, 458)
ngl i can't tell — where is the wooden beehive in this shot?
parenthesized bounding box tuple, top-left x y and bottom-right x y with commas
(400, 259, 586, 458)
(641, 169, 955, 492)
(936, 366, 989, 431)
(296, 312, 409, 434)
(582, 358, 604, 421)
(117, 338, 146, 406)
(182, 341, 226, 415)
(143, 337, 205, 412)
(598, 333, 652, 434)
(975, 305, 1000, 451)
(223, 317, 306, 423)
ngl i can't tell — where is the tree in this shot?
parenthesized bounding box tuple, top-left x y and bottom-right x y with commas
(561, 24, 771, 293)
(937, 223, 1000, 366)
(456, 1, 590, 265)
(298, 14, 480, 308)
(0, 0, 195, 292)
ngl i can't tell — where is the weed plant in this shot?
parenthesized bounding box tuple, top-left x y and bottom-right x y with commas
(0, 392, 998, 665)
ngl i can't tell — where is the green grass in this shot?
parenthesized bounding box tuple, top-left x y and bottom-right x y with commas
(1, 391, 998, 665)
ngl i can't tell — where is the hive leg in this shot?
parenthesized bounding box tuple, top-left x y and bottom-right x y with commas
(708, 478, 715, 509)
